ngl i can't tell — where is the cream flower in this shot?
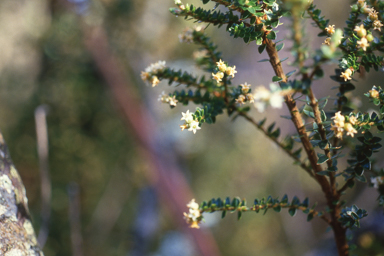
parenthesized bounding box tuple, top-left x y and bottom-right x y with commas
(212, 71, 224, 83)
(357, 37, 369, 51)
(344, 123, 357, 137)
(323, 37, 331, 46)
(235, 95, 246, 105)
(188, 120, 201, 134)
(169, 96, 178, 107)
(369, 88, 380, 98)
(246, 93, 254, 103)
(151, 76, 160, 87)
(349, 115, 358, 125)
(183, 199, 201, 229)
(240, 82, 251, 93)
(216, 59, 227, 72)
(373, 20, 383, 31)
(340, 68, 353, 81)
(181, 110, 194, 124)
(354, 24, 367, 38)
(325, 25, 335, 35)
(368, 9, 379, 21)
(187, 199, 199, 210)
(225, 66, 237, 78)
(332, 126, 344, 139)
(333, 111, 345, 125)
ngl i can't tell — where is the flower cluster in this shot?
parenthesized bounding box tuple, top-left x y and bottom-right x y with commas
(180, 110, 201, 134)
(331, 111, 358, 139)
(235, 82, 254, 105)
(178, 26, 203, 43)
(368, 87, 380, 99)
(323, 24, 335, 46)
(183, 199, 202, 229)
(253, 84, 285, 113)
(141, 61, 167, 87)
(354, 24, 370, 51)
(212, 59, 237, 84)
(158, 91, 178, 107)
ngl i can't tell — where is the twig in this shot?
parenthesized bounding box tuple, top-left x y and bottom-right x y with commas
(239, 112, 314, 177)
(35, 105, 52, 248)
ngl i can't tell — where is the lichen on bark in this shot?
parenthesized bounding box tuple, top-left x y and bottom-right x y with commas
(0, 133, 43, 256)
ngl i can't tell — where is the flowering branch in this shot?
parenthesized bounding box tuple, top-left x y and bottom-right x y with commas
(142, 1, 384, 255)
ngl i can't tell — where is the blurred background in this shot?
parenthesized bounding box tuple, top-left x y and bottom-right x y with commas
(1, 0, 384, 255)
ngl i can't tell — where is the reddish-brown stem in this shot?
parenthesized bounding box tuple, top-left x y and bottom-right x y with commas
(264, 38, 348, 256)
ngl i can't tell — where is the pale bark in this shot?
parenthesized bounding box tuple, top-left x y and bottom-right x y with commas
(0, 132, 44, 256)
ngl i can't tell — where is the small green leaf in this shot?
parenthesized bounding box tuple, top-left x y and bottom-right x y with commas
(258, 44, 267, 54)
(317, 153, 329, 164)
(222, 210, 227, 218)
(258, 58, 270, 63)
(273, 205, 282, 212)
(307, 213, 314, 222)
(272, 76, 283, 82)
(288, 207, 297, 217)
(286, 70, 296, 78)
(276, 43, 284, 51)
(321, 110, 327, 121)
(237, 211, 242, 220)
(267, 31, 276, 40)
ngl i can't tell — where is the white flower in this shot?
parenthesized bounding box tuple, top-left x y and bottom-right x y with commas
(175, 0, 182, 4)
(371, 176, 384, 189)
(253, 86, 271, 101)
(169, 96, 178, 107)
(254, 101, 267, 113)
(188, 120, 201, 134)
(187, 199, 199, 210)
(269, 92, 284, 109)
(183, 199, 201, 229)
(181, 110, 194, 124)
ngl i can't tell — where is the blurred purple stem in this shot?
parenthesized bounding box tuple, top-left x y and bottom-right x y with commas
(82, 25, 221, 256)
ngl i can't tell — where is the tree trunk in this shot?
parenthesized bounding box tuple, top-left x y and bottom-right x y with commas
(0, 132, 44, 255)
